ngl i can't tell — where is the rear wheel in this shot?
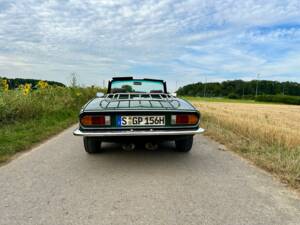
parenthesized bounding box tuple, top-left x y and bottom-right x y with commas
(175, 136, 193, 152)
(83, 137, 102, 154)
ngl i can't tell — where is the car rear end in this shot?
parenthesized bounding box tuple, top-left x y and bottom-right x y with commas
(73, 77, 204, 153)
(76, 93, 201, 133)
(73, 93, 204, 153)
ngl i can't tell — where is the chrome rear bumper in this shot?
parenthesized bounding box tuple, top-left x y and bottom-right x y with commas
(73, 127, 205, 137)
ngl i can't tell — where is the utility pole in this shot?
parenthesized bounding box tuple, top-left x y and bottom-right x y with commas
(255, 73, 260, 97)
(203, 75, 207, 97)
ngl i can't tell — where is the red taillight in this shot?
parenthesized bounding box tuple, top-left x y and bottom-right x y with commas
(177, 115, 189, 124)
(80, 115, 110, 126)
(171, 114, 199, 125)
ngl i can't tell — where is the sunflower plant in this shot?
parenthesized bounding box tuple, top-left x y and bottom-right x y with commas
(1, 79, 9, 92)
(37, 80, 49, 89)
(23, 83, 32, 95)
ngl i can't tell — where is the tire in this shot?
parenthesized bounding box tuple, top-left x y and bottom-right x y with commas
(175, 136, 193, 152)
(83, 137, 102, 154)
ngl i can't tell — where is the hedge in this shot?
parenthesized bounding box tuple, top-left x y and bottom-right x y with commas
(255, 95, 300, 105)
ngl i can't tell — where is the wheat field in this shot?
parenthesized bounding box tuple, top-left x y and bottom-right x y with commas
(194, 102, 300, 149)
(193, 101, 300, 190)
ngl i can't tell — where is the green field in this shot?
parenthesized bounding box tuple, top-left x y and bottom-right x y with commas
(182, 96, 255, 103)
(182, 95, 300, 105)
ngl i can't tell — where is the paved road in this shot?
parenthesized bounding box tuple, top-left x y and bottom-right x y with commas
(0, 125, 299, 225)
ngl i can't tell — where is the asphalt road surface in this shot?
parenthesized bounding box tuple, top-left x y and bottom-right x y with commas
(0, 125, 299, 225)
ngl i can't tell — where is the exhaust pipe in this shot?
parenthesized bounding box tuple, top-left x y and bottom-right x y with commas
(145, 142, 158, 151)
(122, 143, 135, 151)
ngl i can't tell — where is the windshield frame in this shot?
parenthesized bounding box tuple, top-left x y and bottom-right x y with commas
(107, 78, 167, 94)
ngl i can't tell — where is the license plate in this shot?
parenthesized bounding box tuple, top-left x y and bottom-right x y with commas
(118, 115, 165, 126)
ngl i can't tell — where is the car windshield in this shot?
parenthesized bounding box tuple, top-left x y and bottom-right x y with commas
(110, 80, 164, 93)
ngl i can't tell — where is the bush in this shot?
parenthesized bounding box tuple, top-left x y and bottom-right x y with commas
(227, 93, 239, 99)
(255, 95, 300, 105)
(0, 86, 103, 125)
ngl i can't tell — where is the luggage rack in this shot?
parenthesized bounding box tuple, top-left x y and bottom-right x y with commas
(99, 93, 181, 109)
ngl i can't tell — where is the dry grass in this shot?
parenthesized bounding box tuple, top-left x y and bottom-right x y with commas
(193, 101, 300, 191)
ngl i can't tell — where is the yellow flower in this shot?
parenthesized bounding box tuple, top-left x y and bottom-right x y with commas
(23, 83, 32, 95)
(1, 79, 9, 92)
(37, 80, 48, 89)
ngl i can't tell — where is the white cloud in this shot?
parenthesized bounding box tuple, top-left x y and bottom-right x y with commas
(0, 0, 300, 89)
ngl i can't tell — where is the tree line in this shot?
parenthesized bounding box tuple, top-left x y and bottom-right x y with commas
(0, 77, 65, 89)
(176, 80, 300, 98)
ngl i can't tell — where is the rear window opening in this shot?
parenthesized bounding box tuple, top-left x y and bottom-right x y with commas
(110, 80, 165, 94)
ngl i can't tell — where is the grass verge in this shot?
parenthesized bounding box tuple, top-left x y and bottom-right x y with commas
(0, 86, 102, 164)
(0, 110, 77, 163)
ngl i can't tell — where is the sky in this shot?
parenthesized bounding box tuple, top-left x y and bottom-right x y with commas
(0, 0, 300, 91)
